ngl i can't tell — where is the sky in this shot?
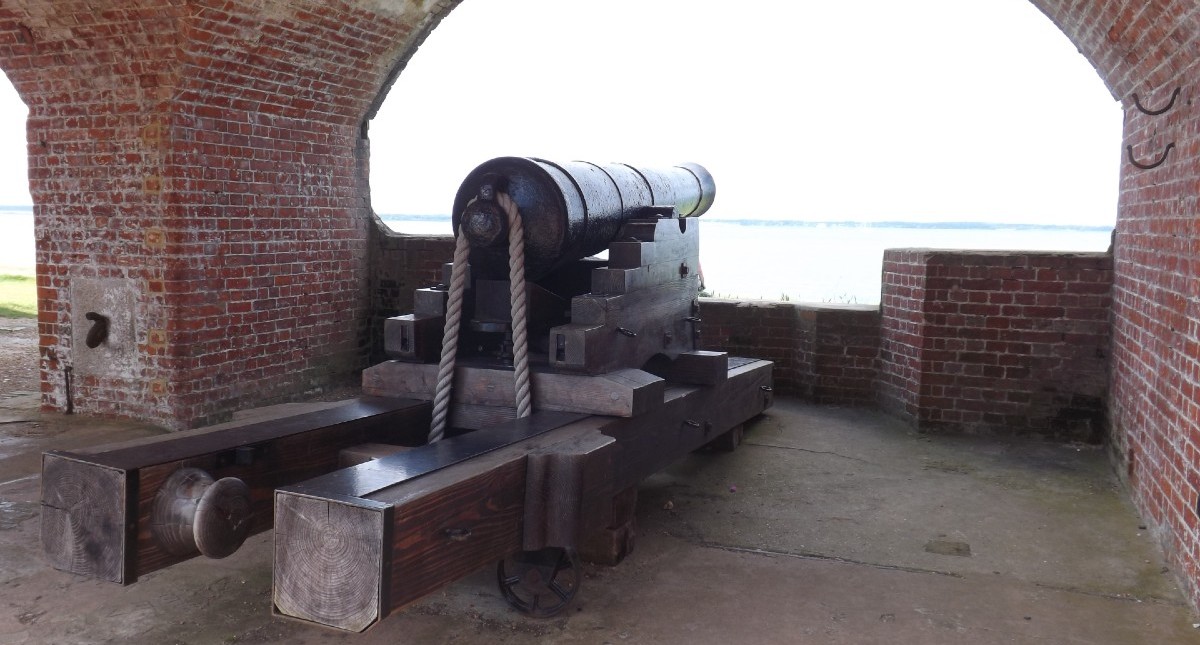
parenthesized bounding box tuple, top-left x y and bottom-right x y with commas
(0, 0, 1123, 227)
(369, 0, 1123, 226)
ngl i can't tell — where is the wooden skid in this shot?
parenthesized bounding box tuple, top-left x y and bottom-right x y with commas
(41, 397, 431, 584)
(362, 360, 665, 418)
(273, 359, 773, 632)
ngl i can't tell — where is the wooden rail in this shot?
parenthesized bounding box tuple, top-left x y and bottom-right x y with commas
(42, 396, 431, 584)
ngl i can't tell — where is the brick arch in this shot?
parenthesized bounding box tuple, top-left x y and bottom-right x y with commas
(0, 0, 1199, 608)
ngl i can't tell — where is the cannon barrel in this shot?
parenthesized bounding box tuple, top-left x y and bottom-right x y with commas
(451, 157, 715, 280)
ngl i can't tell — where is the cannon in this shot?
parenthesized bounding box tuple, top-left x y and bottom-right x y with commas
(453, 157, 715, 280)
(42, 157, 773, 633)
(385, 158, 719, 380)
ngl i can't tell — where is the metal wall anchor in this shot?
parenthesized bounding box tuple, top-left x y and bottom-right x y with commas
(1132, 87, 1180, 116)
(84, 312, 109, 348)
(1126, 142, 1175, 170)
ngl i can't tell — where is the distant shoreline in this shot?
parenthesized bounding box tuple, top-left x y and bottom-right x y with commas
(377, 213, 1112, 233)
(0, 207, 1113, 233)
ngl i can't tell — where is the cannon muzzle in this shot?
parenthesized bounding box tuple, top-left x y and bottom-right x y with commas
(452, 157, 715, 280)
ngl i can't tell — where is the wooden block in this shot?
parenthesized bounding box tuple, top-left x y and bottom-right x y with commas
(523, 431, 616, 551)
(578, 518, 636, 567)
(274, 494, 389, 633)
(551, 275, 699, 374)
(606, 218, 699, 269)
(703, 423, 745, 453)
(577, 485, 638, 566)
(668, 351, 729, 385)
(591, 254, 700, 295)
(273, 413, 609, 632)
(41, 454, 133, 583)
(41, 397, 430, 584)
(568, 274, 699, 327)
(363, 361, 665, 417)
(383, 314, 444, 362)
(413, 288, 448, 316)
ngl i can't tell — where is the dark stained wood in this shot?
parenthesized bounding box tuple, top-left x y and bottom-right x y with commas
(591, 254, 701, 295)
(523, 431, 615, 551)
(606, 218, 699, 269)
(446, 402, 516, 431)
(384, 314, 444, 362)
(42, 397, 430, 584)
(272, 419, 609, 629)
(550, 275, 700, 374)
(578, 485, 638, 566)
(68, 397, 428, 469)
(604, 360, 773, 493)
(283, 410, 589, 500)
(272, 359, 773, 631)
(363, 361, 665, 417)
(703, 423, 745, 453)
(339, 443, 413, 468)
(667, 350, 729, 385)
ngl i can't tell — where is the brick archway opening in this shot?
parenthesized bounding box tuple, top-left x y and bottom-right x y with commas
(366, 0, 1121, 306)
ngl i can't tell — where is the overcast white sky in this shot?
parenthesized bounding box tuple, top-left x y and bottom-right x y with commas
(370, 0, 1122, 226)
(0, 0, 1123, 227)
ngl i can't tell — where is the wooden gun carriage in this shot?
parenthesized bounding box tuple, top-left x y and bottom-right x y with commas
(41, 157, 773, 632)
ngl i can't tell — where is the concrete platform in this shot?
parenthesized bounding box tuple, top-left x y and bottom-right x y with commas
(1, 395, 1198, 644)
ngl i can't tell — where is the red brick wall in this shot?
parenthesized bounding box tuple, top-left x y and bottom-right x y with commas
(879, 250, 1113, 440)
(0, 0, 450, 427)
(1032, 0, 1200, 609)
(3, 0, 1200, 613)
(700, 300, 880, 405)
(368, 227, 453, 361)
(877, 251, 929, 420)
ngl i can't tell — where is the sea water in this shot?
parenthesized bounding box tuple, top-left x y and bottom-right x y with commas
(0, 210, 1113, 305)
(382, 216, 1113, 305)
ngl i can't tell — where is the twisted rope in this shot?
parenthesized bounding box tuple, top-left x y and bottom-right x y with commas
(427, 192, 532, 443)
(498, 192, 532, 419)
(427, 228, 473, 443)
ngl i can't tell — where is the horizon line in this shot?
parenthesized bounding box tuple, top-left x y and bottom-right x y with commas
(376, 213, 1113, 232)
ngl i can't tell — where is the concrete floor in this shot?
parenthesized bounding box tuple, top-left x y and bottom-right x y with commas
(2, 392, 1199, 644)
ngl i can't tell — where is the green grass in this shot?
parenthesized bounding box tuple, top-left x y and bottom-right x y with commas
(0, 274, 36, 318)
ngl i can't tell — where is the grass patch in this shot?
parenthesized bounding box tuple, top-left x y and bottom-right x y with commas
(0, 274, 36, 318)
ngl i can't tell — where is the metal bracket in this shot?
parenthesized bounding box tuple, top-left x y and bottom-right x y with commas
(1132, 87, 1180, 116)
(84, 312, 110, 348)
(1126, 142, 1175, 170)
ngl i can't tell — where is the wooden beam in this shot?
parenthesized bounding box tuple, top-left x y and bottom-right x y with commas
(606, 218, 699, 269)
(591, 254, 700, 295)
(362, 361, 665, 417)
(272, 359, 773, 631)
(667, 350, 729, 385)
(41, 397, 431, 584)
(523, 431, 616, 551)
(550, 274, 700, 374)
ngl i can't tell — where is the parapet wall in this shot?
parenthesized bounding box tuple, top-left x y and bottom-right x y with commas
(699, 300, 880, 405)
(371, 234, 1113, 441)
(878, 249, 1113, 440)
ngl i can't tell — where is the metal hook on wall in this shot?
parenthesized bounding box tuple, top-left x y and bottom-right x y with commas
(1126, 142, 1175, 170)
(1132, 87, 1181, 116)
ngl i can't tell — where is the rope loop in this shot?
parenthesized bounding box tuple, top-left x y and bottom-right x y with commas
(428, 193, 532, 443)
